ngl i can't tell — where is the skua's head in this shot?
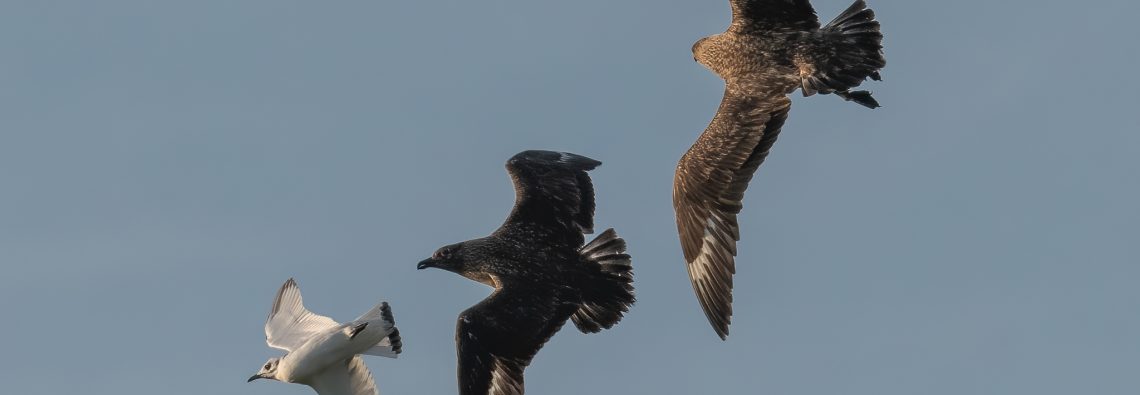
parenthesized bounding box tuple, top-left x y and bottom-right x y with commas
(417, 242, 467, 274)
(418, 239, 504, 288)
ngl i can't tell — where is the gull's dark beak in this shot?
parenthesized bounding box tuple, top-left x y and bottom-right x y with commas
(417, 258, 436, 270)
(247, 374, 262, 383)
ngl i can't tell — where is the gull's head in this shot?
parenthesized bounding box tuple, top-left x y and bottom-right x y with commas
(417, 242, 466, 273)
(247, 357, 281, 383)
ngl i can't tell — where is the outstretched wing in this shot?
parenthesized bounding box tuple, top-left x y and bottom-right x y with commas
(496, 150, 601, 246)
(308, 356, 379, 395)
(264, 278, 340, 352)
(455, 286, 578, 395)
(673, 86, 792, 339)
(729, 0, 820, 33)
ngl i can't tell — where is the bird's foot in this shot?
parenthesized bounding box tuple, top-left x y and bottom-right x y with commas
(835, 90, 880, 109)
(349, 322, 368, 339)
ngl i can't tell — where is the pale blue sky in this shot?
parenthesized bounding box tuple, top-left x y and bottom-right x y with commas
(1, 1, 1138, 394)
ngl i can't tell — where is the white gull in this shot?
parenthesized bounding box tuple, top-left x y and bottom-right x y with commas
(248, 278, 402, 395)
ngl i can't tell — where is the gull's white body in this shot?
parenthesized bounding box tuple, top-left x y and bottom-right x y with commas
(252, 278, 401, 395)
(277, 311, 393, 383)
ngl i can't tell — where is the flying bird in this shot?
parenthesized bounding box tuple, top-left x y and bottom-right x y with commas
(249, 278, 403, 395)
(675, 0, 886, 339)
(418, 150, 635, 395)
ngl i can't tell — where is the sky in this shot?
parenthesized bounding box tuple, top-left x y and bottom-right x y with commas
(1, 0, 1138, 394)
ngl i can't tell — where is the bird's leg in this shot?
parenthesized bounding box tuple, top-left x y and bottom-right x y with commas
(834, 90, 880, 109)
(348, 322, 368, 339)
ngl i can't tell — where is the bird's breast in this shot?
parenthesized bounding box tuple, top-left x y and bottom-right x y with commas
(462, 271, 500, 288)
(702, 33, 799, 83)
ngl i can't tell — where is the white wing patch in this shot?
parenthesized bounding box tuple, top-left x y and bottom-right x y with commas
(307, 356, 379, 395)
(690, 216, 735, 273)
(688, 230, 721, 290)
(687, 215, 737, 320)
(489, 358, 524, 395)
(265, 278, 339, 352)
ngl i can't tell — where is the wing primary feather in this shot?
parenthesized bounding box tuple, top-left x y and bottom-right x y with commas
(674, 89, 791, 339)
(456, 288, 576, 395)
(498, 150, 602, 245)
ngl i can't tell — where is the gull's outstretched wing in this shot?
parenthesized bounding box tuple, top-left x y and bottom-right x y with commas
(264, 278, 339, 352)
(729, 0, 820, 33)
(495, 150, 601, 247)
(674, 87, 792, 339)
(308, 356, 379, 395)
(455, 286, 578, 395)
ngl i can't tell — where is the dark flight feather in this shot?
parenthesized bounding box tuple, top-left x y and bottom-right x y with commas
(499, 150, 601, 245)
(457, 287, 578, 395)
(800, 1, 885, 97)
(675, 90, 791, 340)
(730, 0, 820, 33)
(572, 228, 635, 333)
